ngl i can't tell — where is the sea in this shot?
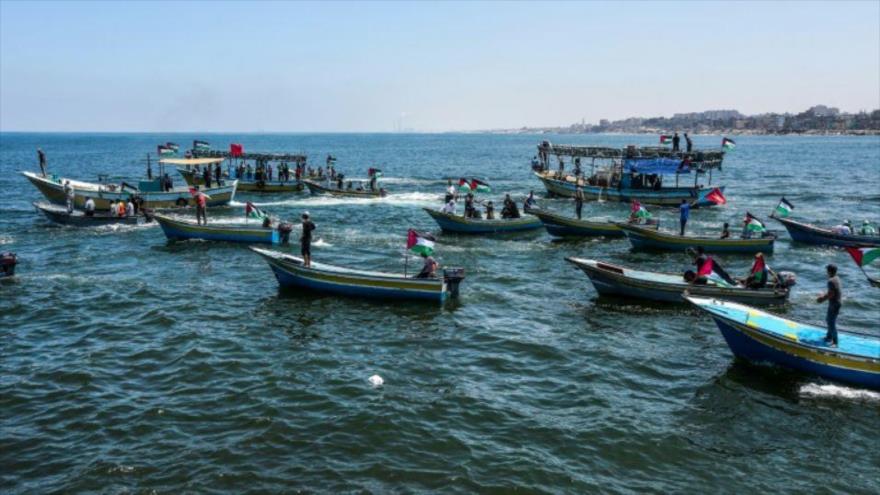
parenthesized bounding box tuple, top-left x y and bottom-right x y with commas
(1, 133, 878, 493)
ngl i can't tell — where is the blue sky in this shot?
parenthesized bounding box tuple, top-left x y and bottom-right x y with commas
(1, 1, 878, 132)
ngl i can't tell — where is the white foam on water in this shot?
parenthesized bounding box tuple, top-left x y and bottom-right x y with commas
(368, 374, 384, 387)
(799, 383, 880, 402)
(0, 236, 14, 245)
(312, 238, 332, 247)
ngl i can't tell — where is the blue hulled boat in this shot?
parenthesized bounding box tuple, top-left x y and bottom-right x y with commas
(772, 216, 880, 248)
(251, 247, 465, 302)
(423, 208, 543, 234)
(616, 222, 775, 254)
(687, 296, 880, 390)
(151, 213, 289, 244)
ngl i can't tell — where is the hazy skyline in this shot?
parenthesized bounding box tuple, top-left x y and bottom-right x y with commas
(1, 1, 878, 132)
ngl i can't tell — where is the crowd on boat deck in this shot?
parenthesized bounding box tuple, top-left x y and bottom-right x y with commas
(831, 219, 878, 236)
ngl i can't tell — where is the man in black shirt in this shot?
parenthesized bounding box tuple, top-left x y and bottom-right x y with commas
(301, 212, 316, 268)
(672, 132, 680, 152)
(37, 148, 47, 177)
(816, 264, 842, 347)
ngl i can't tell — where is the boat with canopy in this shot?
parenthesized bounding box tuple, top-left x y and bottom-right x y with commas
(687, 296, 880, 390)
(567, 258, 790, 305)
(176, 146, 307, 193)
(532, 142, 726, 207)
(616, 222, 775, 254)
(250, 247, 465, 302)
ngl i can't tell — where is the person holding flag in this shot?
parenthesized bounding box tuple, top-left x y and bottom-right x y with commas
(406, 229, 438, 279)
(629, 200, 652, 225)
(744, 252, 769, 289)
(741, 212, 767, 238)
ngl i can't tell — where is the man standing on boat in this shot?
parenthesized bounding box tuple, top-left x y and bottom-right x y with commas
(684, 133, 693, 152)
(194, 188, 208, 225)
(63, 180, 75, 213)
(672, 132, 681, 152)
(301, 212, 316, 268)
(574, 186, 585, 219)
(37, 148, 47, 177)
(679, 199, 690, 236)
(816, 264, 842, 348)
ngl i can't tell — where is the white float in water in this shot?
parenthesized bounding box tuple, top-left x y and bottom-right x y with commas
(368, 374, 384, 387)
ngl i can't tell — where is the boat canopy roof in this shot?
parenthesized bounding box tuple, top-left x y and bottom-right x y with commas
(537, 143, 725, 168)
(192, 149, 308, 164)
(160, 157, 226, 166)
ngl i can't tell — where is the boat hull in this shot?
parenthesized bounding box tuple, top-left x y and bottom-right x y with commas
(773, 216, 880, 248)
(153, 214, 280, 244)
(567, 258, 788, 305)
(303, 180, 384, 198)
(252, 248, 451, 302)
(535, 172, 722, 207)
(33, 202, 141, 226)
(179, 169, 304, 193)
(423, 208, 543, 234)
(23, 172, 237, 211)
(617, 223, 775, 254)
(529, 210, 624, 238)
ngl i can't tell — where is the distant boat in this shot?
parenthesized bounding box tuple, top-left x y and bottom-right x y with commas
(33, 201, 144, 226)
(251, 247, 465, 302)
(615, 222, 775, 254)
(304, 179, 386, 198)
(772, 216, 880, 248)
(567, 258, 790, 305)
(150, 213, 292, 244)
(177, 167, 303, 193)
(423, 208, 542, 234)
(687, 296, 879, 390)
(528, 209, 625, 238)
(23, 171, 237, 211)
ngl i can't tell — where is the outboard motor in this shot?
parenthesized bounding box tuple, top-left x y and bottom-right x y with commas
(443, 267, 466, 299)
(277, 222, 294, 244)
(0, 252, 17, 278)
(776, 271, 797, 289)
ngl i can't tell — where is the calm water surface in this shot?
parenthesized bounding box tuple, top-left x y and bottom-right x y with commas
(1, 133, 879, 493)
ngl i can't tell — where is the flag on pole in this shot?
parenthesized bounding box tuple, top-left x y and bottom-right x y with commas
(744, 212, 766, 233)
(230, 143, 243, 157)
(774, 197, 794, 218)
(722, 137, 736, 151)
(165, 142, 180, 152)
(470, 178, 491, 193)
(704, 187, 727, 205)
(193, 140, 210, 150)
(406, 229, 435, 256)
(458, 178, 473, 193)
(845, 247, 880, 267)
(245, 201, 267, 220)
(660, 135, 673, 145)
(158, 145, 175, 156)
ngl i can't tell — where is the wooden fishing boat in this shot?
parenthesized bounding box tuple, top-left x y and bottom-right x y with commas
(567, 258, 790, 305)
(423, 208, 543, 234)
(22, 171, 237, 211)
(532, 143, 727, 207)
(304, 179, 386, 198)
(250, 247, 465, 302)
(772, 216, 880, 248)
(177, 167, 304, 193)
(528, 209, 625, 238)
(615, 222, 775, 254)
(150, 213, 290, 244)
(33, 201, 142, 226)
(686, 296, 880, 390)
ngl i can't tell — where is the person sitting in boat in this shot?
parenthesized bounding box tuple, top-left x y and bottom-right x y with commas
(415, 252, 438, 279)
(116, 199, 127, 218)
(719, 222, 730, 239)
(125, 200, 135, 217)
(502, 194, 521, 219)
(859, 219, 877, 235)
(523, 191, 537, 211)
(831, 220, 852, 236)
(262, 216, 272, 228)
(442, 198, 457, 215)
(744, 252, 769, 289)
(530, 156, 540, 171)
(485, 201, 495, 220)
(84, 197, 95, 217)
(63, 180, 75, 213)
(683, 270, 707, 285)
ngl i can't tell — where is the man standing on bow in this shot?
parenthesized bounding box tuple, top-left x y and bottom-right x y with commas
(679, 199, 690, 236)
(301, 212, 316, 268)
(816, 264, 842, 347)
(37, 148, 47, 177)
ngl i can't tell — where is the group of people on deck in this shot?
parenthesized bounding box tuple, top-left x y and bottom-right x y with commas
(685, 248, 771, 290)
(832, 219, 877, 236)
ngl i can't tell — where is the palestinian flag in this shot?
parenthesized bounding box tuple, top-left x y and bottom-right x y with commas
(722, 137, 736, 151)
(193, 140, 210, 150)
(458, 178, 473, 193)
(774, 197, 794, 218)
(660, 135, 673, 145)
(470, 179, 491, 193)
(704, 187, 727, 205)
(165, 142, 180, 152)
(368, 168, 383, 178)
(158, 145, 175, 156)
(744, 212, 766, 233)
(634, 205, 652, 219)
(407, 229, 435, 256)
(245, 201, 267, 220)
(845, 247, 880, 267)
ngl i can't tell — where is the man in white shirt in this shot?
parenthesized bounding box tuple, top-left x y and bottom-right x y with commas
(84, 197, 95, 217)
(442, 198, 456, 215)
(126, 200, 135, 217)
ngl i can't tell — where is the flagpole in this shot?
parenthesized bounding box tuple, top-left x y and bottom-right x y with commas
(404, 251, 409, 278)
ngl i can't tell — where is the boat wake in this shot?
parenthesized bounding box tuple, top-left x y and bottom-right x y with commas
(799, 383, 880, 402)
(230, 192, 441, 208)
(312, 238, 332, 247)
